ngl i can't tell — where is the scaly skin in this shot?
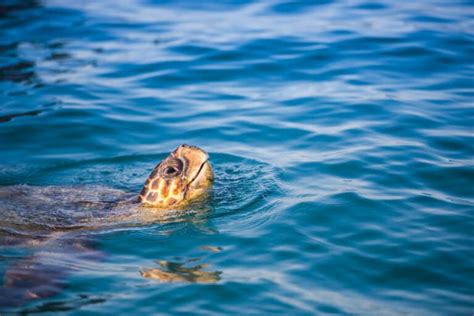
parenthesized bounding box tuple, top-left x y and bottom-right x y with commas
(139, 144, 214, 208)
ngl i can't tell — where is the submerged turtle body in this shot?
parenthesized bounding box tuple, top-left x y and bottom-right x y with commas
(0, 185, 137, 235)
(0, 145, 214, 307)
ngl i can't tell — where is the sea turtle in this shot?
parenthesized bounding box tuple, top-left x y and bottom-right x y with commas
(0, 144, 215, 307)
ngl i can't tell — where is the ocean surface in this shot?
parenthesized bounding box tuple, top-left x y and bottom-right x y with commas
(0, 0, 473, 314)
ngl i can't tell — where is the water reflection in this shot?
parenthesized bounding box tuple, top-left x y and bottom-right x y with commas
(141, 258, 222, 283)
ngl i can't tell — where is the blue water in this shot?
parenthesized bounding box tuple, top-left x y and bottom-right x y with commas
(1, 0, 473, 314)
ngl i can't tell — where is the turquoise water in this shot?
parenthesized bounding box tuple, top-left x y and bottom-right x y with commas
(1, 0, 473, 314)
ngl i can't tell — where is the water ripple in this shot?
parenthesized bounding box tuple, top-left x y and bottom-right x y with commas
(1, 0, 473, 314)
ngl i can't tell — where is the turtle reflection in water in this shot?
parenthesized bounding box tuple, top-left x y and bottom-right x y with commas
(0, 145, 217, 307)
(141, 256, 222, 283)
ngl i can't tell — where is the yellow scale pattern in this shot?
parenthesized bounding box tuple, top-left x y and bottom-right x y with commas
(140, 175, 185, 207)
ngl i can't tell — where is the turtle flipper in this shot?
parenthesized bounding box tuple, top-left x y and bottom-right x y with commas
(0, 234, 104, 309)
(0, 254, 68, 308)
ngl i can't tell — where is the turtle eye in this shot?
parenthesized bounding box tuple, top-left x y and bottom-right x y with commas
(164, 166, 177, 175)
(161, 158, 184, 178)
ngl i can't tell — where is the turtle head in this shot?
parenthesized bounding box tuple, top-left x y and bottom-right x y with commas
(139, 145, 214, 208)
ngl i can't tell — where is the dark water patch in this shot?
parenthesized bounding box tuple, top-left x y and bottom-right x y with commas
(0, 0, 39, 17)
(0, 109, 42, 123)
(0, 60, 35, 82)
(268, 0, 332, 14)
(16, 294, 108, 314)
(353, 2, 388, 10)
